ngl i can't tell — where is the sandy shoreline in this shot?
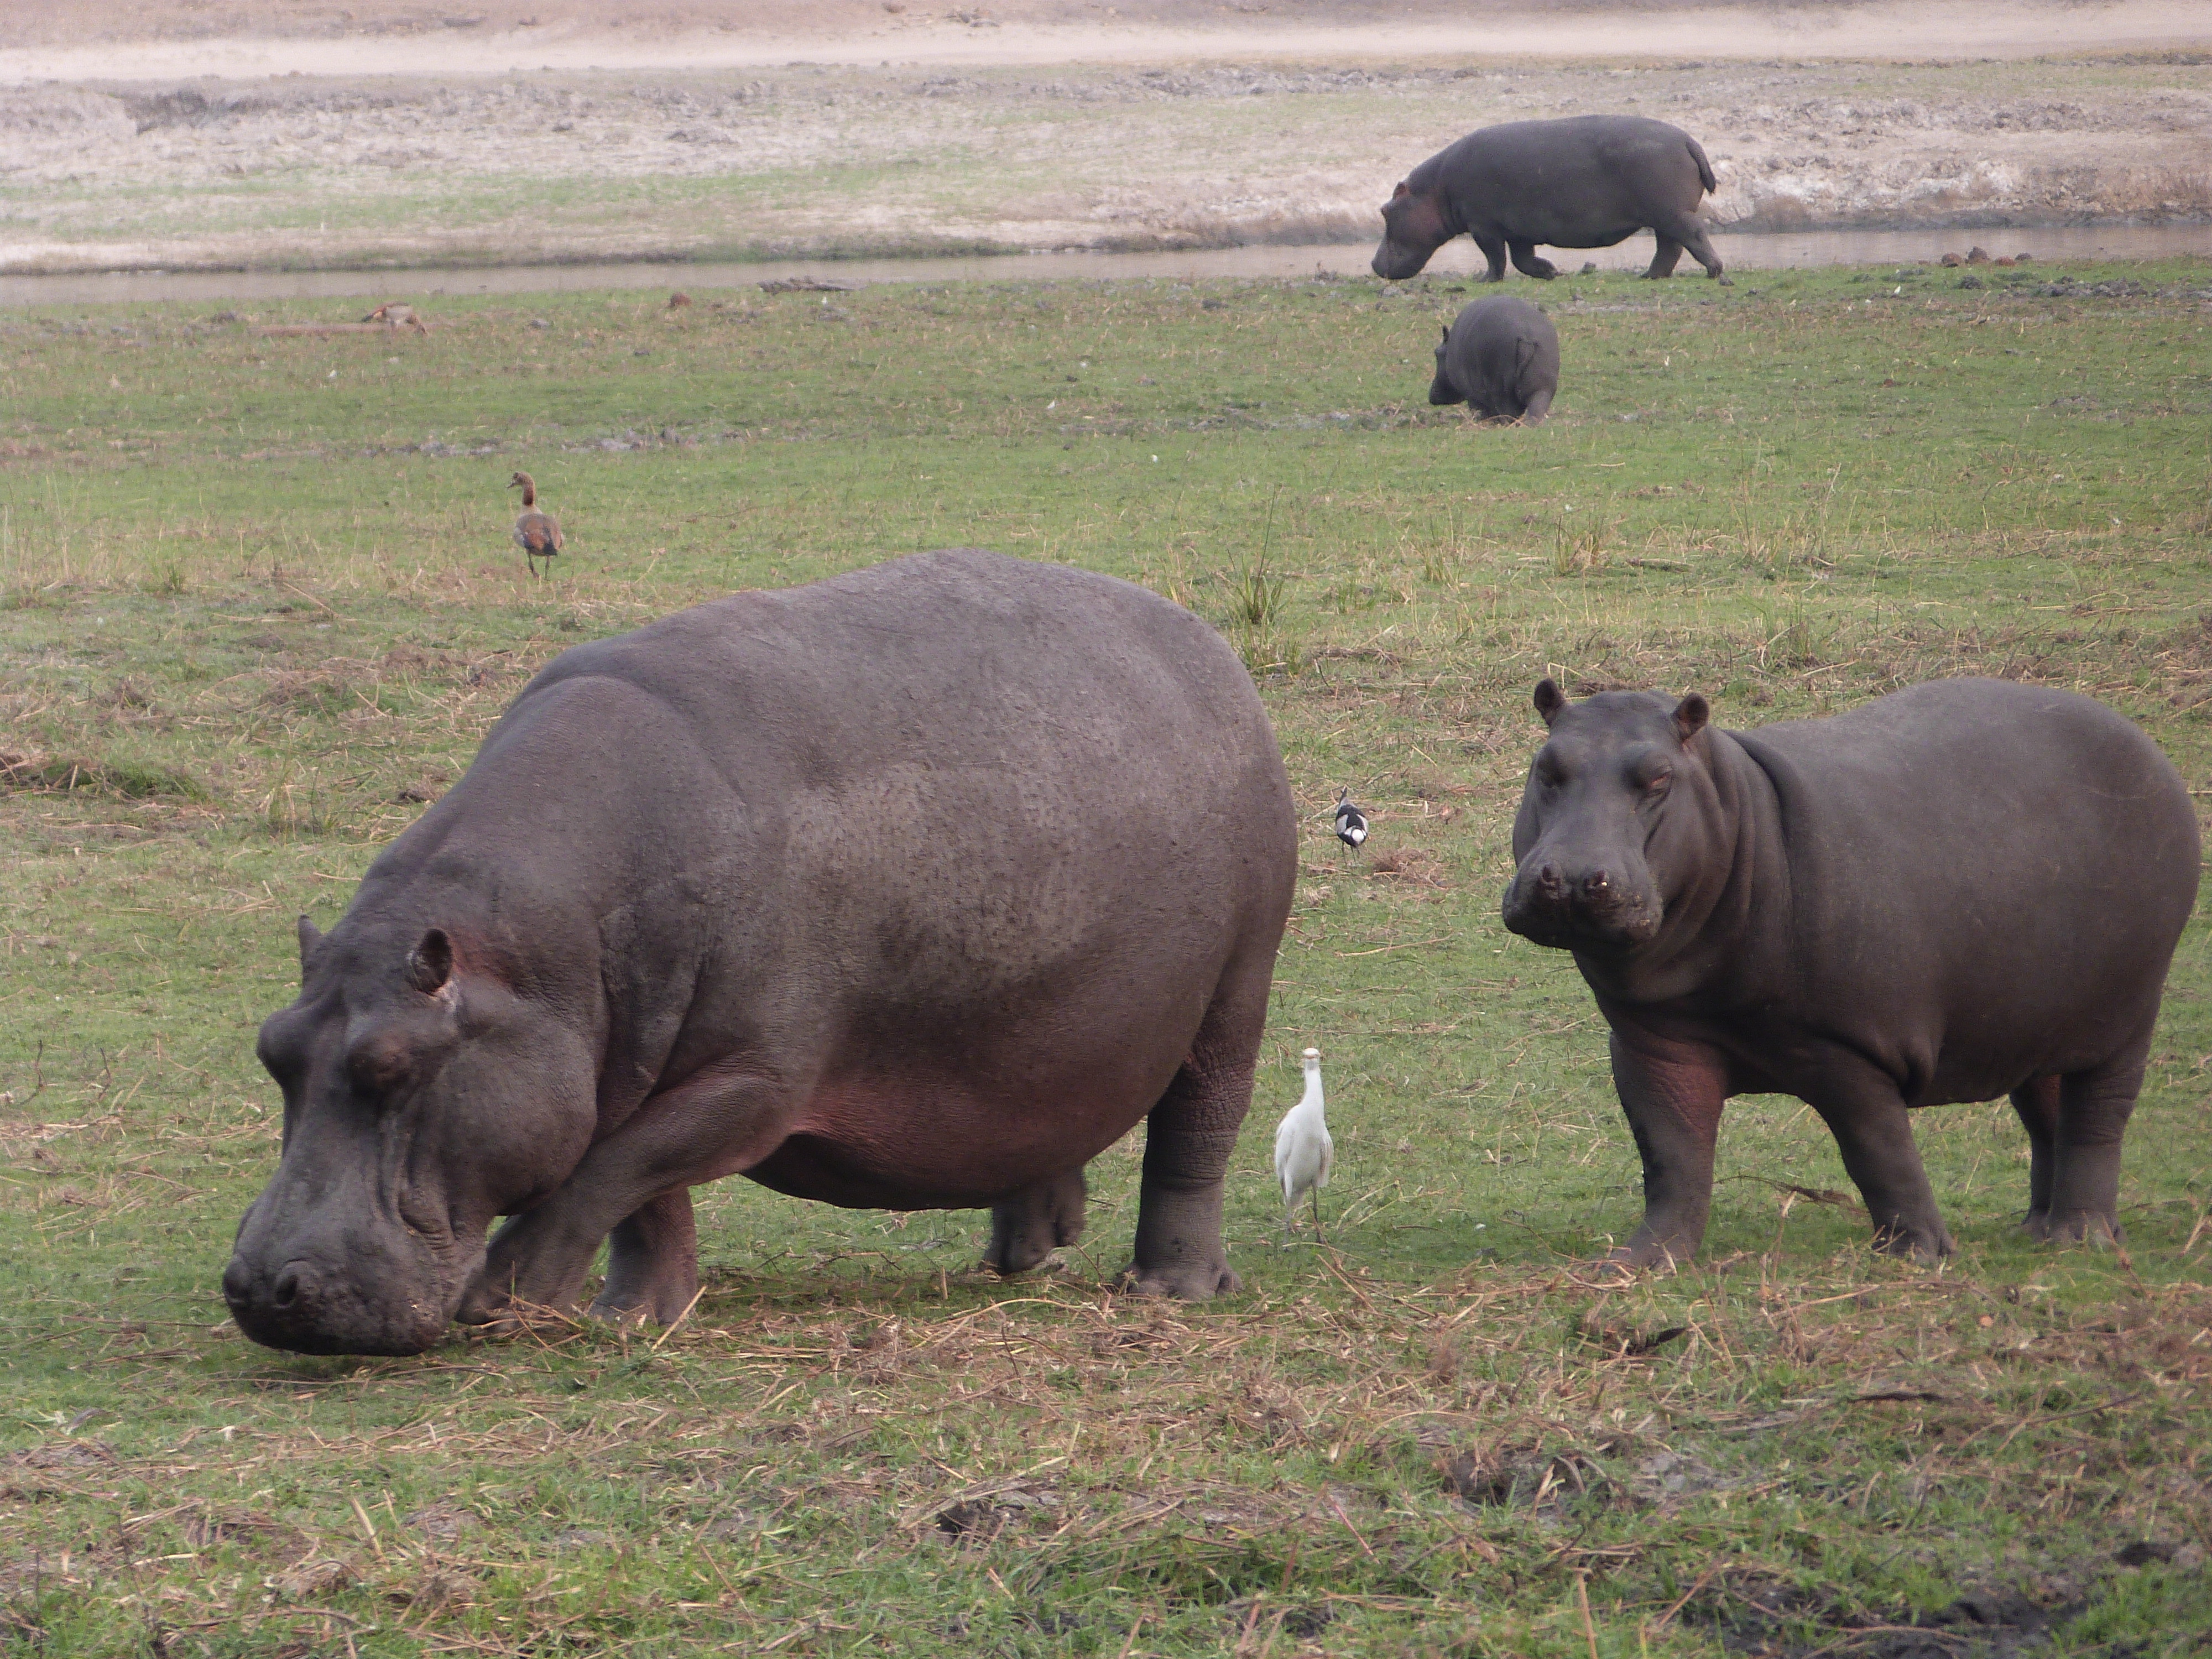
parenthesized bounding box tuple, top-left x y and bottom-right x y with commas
(2, 2, 2206, 278)
(4, 2, 2210, 80)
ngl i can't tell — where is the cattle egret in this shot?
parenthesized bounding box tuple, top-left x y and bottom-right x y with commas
(1273, 1047, 1334, 1239)
(1334, 790, 1369, 851)
(509, 472, 565, 578)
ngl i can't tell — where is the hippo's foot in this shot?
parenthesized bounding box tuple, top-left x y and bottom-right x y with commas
(1870, 1220, 1955, 1262)
(1715, 274, 1735, 287)
(986, 1168, 1088, 1276)
(2034, 1208, 2122, 1247)
(1117, 1258, 1240, 1300)
(588, 1188, 701, 1327)
(1598, 1238, 1693, 1274)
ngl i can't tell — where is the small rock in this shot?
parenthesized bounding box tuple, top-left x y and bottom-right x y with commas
(405, 1569, 477, 1611)
(667, 291, 691, 309)
(528, 317, 550, 329)
(1939, 252, 1962, 267)
(269, 1557, 351, 1600)
(1992, 257, 2015, 267)
(1958, 273, 1985, 290)
(2013, 252, 2033, 263)
(1965, 246, 1991, 264)
(2116, 1539, 2178, 1568)
(1579, 261, 1597, 275)
(2177, 1545, 2206, 1571)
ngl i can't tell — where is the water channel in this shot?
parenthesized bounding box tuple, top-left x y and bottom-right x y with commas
(1, 223, 2203, 309)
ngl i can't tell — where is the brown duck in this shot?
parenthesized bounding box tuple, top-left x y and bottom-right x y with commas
(509, 472, 564, 577)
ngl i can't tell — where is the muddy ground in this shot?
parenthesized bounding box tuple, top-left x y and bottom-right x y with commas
(1, 1, 2207, 273)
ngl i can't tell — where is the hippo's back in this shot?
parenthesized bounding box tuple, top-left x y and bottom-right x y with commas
(1734, 677, 2198, 1095)
(467, 550, 1297, 1083)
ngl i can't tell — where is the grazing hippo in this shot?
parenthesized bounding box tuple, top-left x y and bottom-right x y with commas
(1374, 115, 1726, 285)
(225, 550, 1297, 1355)
(1501, 677, 2198, 1266)
(1428, 295, 1559, 425)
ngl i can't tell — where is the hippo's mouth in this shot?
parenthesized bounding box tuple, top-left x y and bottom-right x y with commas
(1502, 880, 1662, 950)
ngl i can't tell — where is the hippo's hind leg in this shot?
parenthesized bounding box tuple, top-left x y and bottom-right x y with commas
(1508, 240, 1558, 280)
(986, 1167, 1087, 1276)
(2008, 1076, 2061, 1238)
(1648, 216, 1728, 284)
(1642, 236, 1686, 279)
(2041, 1039, 2150, 1245)
(592, 1186, 701, 1326)
(1120, 961, 1270, 1300)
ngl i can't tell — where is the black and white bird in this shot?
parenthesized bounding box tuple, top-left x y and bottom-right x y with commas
(1333, 790, 1369, 851)
(1272, 1047, 1334, 1239)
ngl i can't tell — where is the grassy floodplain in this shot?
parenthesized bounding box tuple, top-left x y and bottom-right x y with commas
(3, 256, 2212, 1656)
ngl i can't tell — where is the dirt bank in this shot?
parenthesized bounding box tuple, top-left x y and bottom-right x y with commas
(1, 3, 2205, 275)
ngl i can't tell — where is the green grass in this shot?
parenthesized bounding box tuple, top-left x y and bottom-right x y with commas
(3, 257, 2211, 1657)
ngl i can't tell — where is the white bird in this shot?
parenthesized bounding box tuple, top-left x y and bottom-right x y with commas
(1273, 1047, 1334, 1240)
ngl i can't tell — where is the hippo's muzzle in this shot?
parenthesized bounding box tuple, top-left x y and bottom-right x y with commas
(223, 1185, 461, 1357)
(1502, 855, 1661, 947)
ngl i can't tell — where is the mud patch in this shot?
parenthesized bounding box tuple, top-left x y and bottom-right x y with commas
(1689, 1572, 2100, 1658)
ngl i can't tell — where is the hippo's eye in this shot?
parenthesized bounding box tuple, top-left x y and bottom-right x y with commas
(1641, 768, 1673, 797)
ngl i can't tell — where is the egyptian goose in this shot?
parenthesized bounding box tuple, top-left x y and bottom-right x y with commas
(509, 472, 564, 578)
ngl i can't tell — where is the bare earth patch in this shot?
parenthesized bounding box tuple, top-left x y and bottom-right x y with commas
(0, 1, 2205, 273)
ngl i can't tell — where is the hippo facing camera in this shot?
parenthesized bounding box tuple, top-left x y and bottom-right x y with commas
(1504, 676, 2198, 1267)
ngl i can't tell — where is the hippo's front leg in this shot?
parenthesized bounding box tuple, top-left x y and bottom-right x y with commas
(2008, 1076, 2060, 1236)
(1470, 231, 1509, 283)
(593, 1187, 701, 1325)
(1806, 1065, 1954, 1260)
(987, 1167, 1088, 1276)
(1606, 1026, 1729, 1267)
(460, 1070, 789, 1328)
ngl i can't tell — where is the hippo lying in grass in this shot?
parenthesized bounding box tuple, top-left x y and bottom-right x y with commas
(1429, 295, 1559, 425)
(1374, 115, 1726, 285)
(225, 550, 1297, 1355)
(1502, 678, 2198, 1266)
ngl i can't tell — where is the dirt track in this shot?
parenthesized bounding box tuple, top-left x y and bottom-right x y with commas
(2, 1, 2206, 275)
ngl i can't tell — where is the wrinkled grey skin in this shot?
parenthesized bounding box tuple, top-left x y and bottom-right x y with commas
(226, 550, 1297, 1355)
(1428, 295, 1559, 425)
(1374, 115, 1726, 285)
(1502, 677, 2198, 1268)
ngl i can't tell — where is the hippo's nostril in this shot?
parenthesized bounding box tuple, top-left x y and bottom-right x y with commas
(271, 1266, 304, 1310)
(1585, 870, 1612, 894)
(1536, 862, 1564, 894)
(221, 1258, 253, 1308)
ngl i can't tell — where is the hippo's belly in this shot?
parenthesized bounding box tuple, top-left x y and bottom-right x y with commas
(744, 1067, 1173, 1209)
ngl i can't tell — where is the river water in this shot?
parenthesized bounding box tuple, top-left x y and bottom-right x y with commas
(1, 224, 2203, 309)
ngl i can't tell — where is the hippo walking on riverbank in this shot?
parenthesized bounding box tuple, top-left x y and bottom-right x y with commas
(1429, 295, 1559, 424)
(1502, 677, 2198, 1266)
(1374, 115, 1726, 285)
(225, 550, 1297, 1355)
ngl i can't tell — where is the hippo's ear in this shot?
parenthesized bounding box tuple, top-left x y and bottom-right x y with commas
(1441, 323, 1451, 343)
(406, 928, 454, 997)
(1673, 693, 1710, 744)
(1533, 679, 1568, 727)
(296, 915, 322, 976)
